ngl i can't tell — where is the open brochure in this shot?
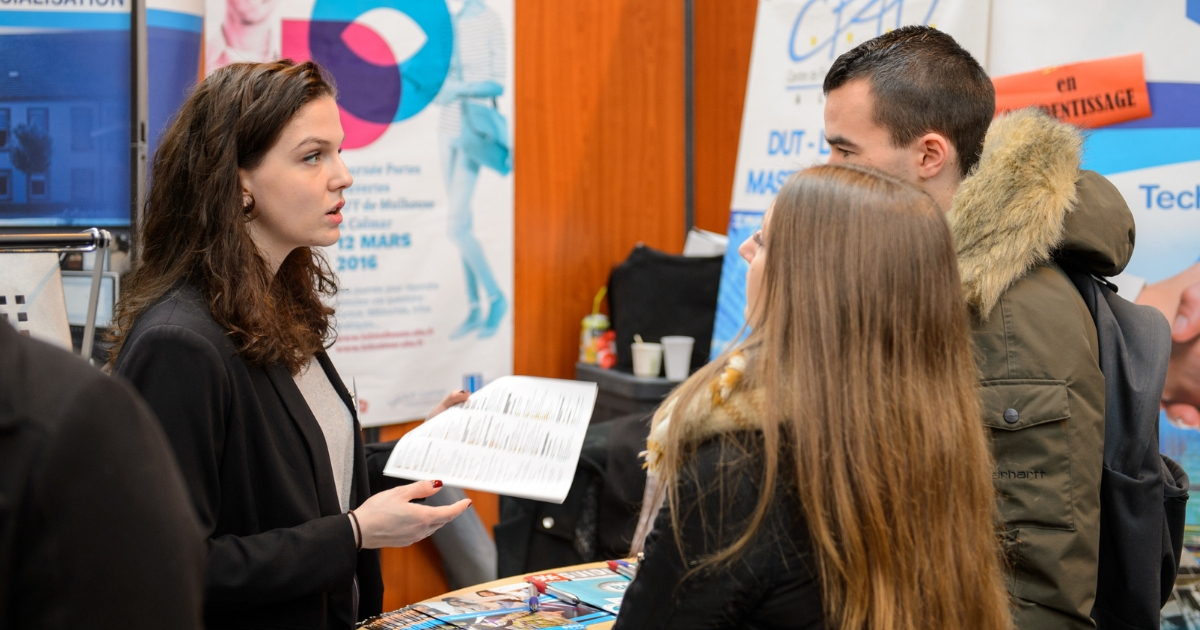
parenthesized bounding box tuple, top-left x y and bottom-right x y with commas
(382, 376, 598, 503)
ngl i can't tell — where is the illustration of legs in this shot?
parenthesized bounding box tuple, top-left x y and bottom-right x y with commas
(441, 135, 480, 339)
(446, 141, 506, 339)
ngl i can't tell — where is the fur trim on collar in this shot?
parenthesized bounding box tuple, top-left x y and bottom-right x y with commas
(948, 109, 1083, 317)
(643, 352, 763, 476)
(633, 352, 765, 553)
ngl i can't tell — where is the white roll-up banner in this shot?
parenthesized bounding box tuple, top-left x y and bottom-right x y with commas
(205, 0, 514, 426)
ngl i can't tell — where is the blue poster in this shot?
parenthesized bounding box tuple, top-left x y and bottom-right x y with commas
(709, 210, 761, 357)
(0, 6, 132, 227)
(147, 1, 204, 159)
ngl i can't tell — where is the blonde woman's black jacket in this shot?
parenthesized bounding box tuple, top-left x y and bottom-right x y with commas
(113, 286, 386, 629)
(0, 320, 204, 628)
(614, 434, 823, 630)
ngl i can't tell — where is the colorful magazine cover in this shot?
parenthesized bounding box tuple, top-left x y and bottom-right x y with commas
(525, 568, 629, 615)
(410, 587, 610, 629)
(439, 606, 597, 630)
(524, 567, 617, 584)
(410, 583, 532, 623)
(511, 595, 612, 627)
(357, 593, 613, 630)
(444, 611, 581, 630)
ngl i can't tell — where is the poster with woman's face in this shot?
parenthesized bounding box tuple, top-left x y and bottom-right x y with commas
(204, 0, 515, 426)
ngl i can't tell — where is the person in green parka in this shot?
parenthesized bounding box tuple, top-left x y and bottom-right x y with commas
(821, 25, 1137, 630)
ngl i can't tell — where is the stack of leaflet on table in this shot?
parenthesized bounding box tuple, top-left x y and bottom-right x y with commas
(357, 582, 613, 629)
(357, 608, 458, 629)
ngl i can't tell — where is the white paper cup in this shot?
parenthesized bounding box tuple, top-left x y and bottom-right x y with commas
(661, 336, 695, 381)
(631, 342, 663, 378)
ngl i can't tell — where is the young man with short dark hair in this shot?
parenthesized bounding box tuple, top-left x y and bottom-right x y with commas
(823, 25, 1137, 630)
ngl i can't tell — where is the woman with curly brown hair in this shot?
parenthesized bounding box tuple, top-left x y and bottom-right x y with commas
(109, 60, 469, 629)
(615, 164, 1010, 630)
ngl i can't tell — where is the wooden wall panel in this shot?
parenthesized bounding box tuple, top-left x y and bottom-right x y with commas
(381, 0, 762, 610)
(513, 0, 687, 381)
(692, 0, 759, 234)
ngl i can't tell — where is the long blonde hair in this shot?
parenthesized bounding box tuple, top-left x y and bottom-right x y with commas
(655, 164, 1009, 630)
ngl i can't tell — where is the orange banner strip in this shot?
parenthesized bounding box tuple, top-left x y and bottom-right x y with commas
(992, 53, 1151, 129)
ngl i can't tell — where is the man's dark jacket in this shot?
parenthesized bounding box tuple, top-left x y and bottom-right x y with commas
(0, 320, 205, 628)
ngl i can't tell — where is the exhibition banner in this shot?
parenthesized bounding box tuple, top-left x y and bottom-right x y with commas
(0, 2, 132, 227)
(711, 0, 988, 357)
(148, 0, 204, 160)
(989, 0, 1200, 545)
(205, 0, 514, 425)
(726, 0, 1200, 546)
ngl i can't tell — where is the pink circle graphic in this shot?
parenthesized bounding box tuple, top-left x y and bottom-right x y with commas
(282, 18, 399, 149)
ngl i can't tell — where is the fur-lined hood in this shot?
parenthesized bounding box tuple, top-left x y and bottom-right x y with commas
(948, 109, 1136, 317)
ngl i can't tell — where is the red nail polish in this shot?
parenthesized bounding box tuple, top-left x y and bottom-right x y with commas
(432, 480, 443, 488)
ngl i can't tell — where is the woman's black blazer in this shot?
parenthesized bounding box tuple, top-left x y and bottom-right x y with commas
(114, 286, 385, 629)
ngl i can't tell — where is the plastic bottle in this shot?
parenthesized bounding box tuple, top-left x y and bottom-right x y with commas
(579, 287, 609, 364)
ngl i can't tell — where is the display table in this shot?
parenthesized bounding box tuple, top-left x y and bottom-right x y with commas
(369, 561, 619, 629)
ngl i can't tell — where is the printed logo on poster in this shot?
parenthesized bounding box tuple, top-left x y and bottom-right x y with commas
(786, 0, 938, 64)
(279, 0, 453, 148)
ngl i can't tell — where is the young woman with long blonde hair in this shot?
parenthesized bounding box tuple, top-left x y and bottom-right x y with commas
(614, 164, 1010, 630)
